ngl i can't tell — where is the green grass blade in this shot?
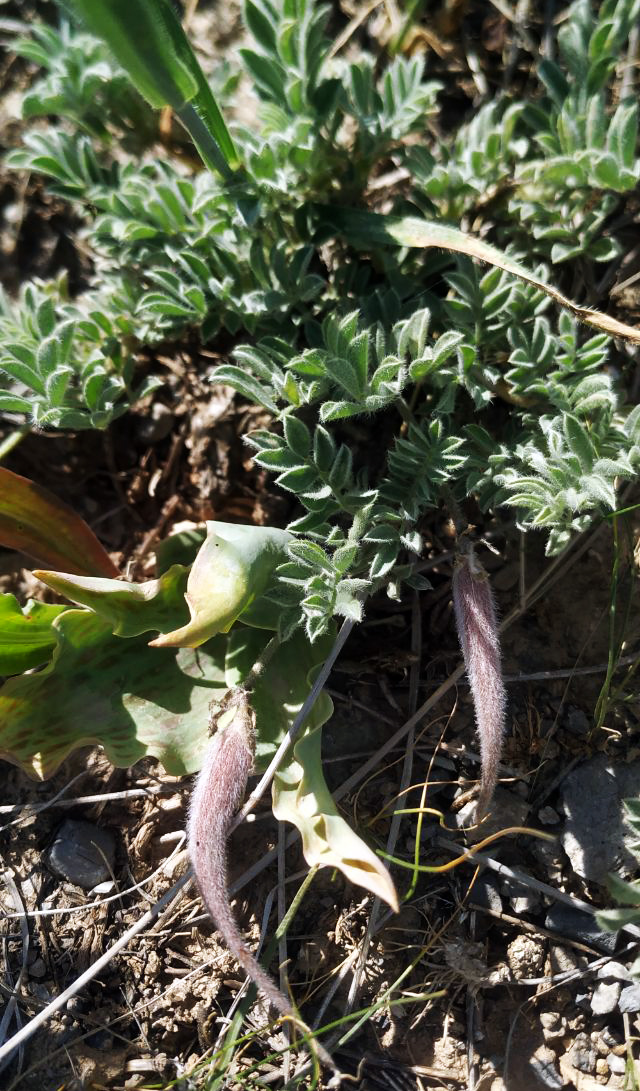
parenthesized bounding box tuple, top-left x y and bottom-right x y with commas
(62, 0, 240, 178)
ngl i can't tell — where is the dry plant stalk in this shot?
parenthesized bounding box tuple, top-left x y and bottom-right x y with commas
(452, 542, 506, 818)
(188, 688, 338, 1078)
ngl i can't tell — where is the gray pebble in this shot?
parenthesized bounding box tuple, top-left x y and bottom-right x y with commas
(570, 1033, 597, 1073)
(597, 960, 633, 982)
(531, 1045, 564, 1089)
(471, 874, 503, 912)
(561, 756, 640, 883)
(618, 983, 640, 1013)
(28, 957, 46, 979)
(48, 819, 116, 890)
(608, 1053, 627, 1074)
(510, 892, 542, 915)
(565, 707, 590, 735)
(590, 980, 621, 1015)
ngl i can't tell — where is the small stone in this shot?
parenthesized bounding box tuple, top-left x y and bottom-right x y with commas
(549, 944, 588, 975)
(597, 960, 633, 982)
(590, 981, 621, 1015)
(470, 874, 503, 913)
(571, 1032, 597, 1073)
(531, 1044, 564, 1089)
(566, 707, 590, 735)
(561, 756, 640, 884)
(28, 957, 46, 979)
(545, 906, 618, 954)
(538, 806, 560, 825)
(510, 892, 542, 915)
(595, 1057, 609, 1076)
(48, 819, 116, 890)
(455, 787, 530, 840)
(600, 1027, 620, 1048)
(593, 1034, 609, 1057)
(540, 1011, 566, 1041)
(608, 1053, 627, 1074)
(618, 983, 640, 1013)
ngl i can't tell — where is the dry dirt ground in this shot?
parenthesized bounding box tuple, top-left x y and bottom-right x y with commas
(2, 2, 640, 1090)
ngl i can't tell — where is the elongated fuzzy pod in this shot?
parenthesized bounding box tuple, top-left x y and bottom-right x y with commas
(188, 689, 338, 1077)
(188, 690, 294, 1015)
(452, 545, 506, 818)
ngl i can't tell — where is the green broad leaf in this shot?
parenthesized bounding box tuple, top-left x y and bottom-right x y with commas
(0, 594, 68, 675)
(288, 540, 334, 572)
(0, 610, 228, 780)
(608, 101, 638, 171)
(0, 467, 119, 578)
(151, 521, 292, 648)
(318, 206, 640, 346)
(591, 153, 623, 190)
(283, 414, 311, 458)
(563, 414, 595, 470)
(236, 593, 282, 631)
(272, 702, 399, 912)
(222, 626, 396, 906)
(154, 526, 207, 575)
(34, 565, 190, 638)
(0, 393, 34, 413)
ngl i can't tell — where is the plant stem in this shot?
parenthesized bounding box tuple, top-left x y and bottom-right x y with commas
(242, 633, 281, 691)
(0, 424, 30, 462)
(231, 618, 355, 831)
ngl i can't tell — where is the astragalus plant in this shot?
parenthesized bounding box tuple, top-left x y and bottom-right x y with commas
(0, 0, 639, 1076)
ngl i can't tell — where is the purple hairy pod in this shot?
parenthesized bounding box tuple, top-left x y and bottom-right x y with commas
(188, 689, 293, 1016)
(452, 544, 506, 818)
(188, 689, 338, 1077)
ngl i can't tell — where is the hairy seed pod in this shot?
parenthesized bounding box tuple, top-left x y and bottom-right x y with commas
(452, 545, 506, 818)
(188, 689, 293, 1015)
(188, 689, 338, 1077)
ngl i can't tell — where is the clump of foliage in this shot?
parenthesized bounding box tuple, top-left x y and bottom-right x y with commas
(1, 0, 637, 561)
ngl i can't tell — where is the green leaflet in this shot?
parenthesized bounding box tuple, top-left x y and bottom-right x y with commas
(0, 594, 68, 675)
